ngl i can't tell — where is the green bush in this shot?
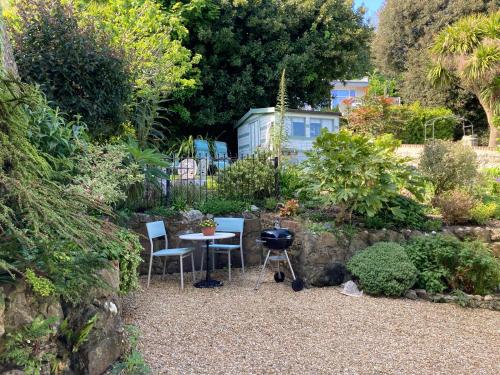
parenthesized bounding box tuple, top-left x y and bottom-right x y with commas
(419, 140, 477, 195)
(347, 242, 418, 296)
(404, 235, 500, 295)
(279, 164, 311, 201)
(470, 202, 497, 225)
(195, 199, 249, 216)
(363, 195, 441, 231)
(217, 150, 275, 200)
(396, 102, 457, 144)
(304, 130, 425, 220)
(10, 0, 131, 139)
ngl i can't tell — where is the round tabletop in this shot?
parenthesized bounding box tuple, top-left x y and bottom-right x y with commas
(179, 232, 235, 241)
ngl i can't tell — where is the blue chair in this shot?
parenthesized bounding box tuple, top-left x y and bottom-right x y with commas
(194, 139, 211, 160)
(146, 221, 196, 289)
(207, 218, 245, 281)
(213, 141, 230, 170)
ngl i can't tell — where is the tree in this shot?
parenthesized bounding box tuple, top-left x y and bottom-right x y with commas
(167, 0, 371, 138)
(8, 0, 131, 139)
(372, 0, 498, 142)
(76, 0, 201, 147)
(428, 12, 500, 147)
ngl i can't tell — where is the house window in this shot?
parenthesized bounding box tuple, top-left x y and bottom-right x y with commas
(310, 120, 322, 138)
(332, 89, 356, 107)
(291, 117, 305, 137)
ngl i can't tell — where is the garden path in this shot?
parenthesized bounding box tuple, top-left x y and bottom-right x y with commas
(124, 269, 500, 374)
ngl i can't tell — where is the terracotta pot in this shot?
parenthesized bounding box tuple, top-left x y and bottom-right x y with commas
(202, 227, 216, 236)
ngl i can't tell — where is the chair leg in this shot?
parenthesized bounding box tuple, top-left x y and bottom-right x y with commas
(240, 247, 245, 275)
(180, 255, 184, 290)
(200, 249, 204, 274)
(228, 252, 232, 282)
(191, 253, 196, 282)
(162, 257, 167, 278)
(211, 250, 215, 272)
(147, 254, 154, 288)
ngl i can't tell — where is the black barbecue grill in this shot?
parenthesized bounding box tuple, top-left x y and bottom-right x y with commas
(255, 226, 304, 291)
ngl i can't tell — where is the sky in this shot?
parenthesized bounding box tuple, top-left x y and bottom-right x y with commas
(354, 0, 385, 25)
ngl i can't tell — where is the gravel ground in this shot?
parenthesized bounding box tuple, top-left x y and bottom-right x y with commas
(123, 268, 500, 375)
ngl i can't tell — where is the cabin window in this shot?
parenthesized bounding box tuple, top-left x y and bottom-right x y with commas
(332, 89, 356, 107)
(291, 117, 306, 137)
(310, 119, 322, 138)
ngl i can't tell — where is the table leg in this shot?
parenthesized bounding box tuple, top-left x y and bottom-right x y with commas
(194, 239, 223, 288)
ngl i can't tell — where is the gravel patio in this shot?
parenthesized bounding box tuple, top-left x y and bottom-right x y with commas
(124, 268, 500, 375)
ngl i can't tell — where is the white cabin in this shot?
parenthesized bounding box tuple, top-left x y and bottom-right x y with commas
(235, 107, 341, 161)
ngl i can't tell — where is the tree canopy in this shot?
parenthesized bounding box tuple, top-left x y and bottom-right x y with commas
(428, 11, 499, 147)
(167, 0, 371, 138)
(372, 0, 498, 143)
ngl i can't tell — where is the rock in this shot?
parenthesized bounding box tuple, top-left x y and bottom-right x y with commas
(250, 205, 260, 212)
(414, 289, 428, 300)
(484, 295, 493, 301)
(340, 281, 363, 297)
(181, 209, 203, 223)
(490, 228, 500, 242)
(1, 370, 26, 375)
(491, 242, 500, 257)
(473, 295, 483, 301)
(472, 227, 490, 242)
(405, 290, 418, 300)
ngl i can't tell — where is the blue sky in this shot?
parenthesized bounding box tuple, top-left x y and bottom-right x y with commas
(354, 0, 384, 25)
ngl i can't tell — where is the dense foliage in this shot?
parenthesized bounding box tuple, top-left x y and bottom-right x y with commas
(404, 235, 500, 295)
(168, 0, 371, 135)
(195, 198, 249, 215)
(9, 0, 131, 139)
(428, 11, 500, 147)
(303, 130, 424, 220)
(218, 150, 276, 199)
(77, 0, 201, 146)
(434, 189, 476, 225)
(372, 0, 497, 140)
(419, 140, 478, 195)
(347, 242, 417, 297)
(346, 97, 457, 143)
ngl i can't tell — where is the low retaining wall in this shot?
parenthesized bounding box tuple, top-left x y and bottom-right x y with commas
(260, 214, 500, 288)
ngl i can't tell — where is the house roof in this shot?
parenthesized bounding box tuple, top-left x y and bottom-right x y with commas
(331, 77, 369, 88)
(235, 107, 341, 129)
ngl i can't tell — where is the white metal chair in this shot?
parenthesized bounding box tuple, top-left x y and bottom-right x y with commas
(205, 218, 245, 281)
(146, 221, 196, 289)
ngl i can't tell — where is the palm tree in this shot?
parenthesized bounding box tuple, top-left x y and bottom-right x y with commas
(428, 11, 499, 148)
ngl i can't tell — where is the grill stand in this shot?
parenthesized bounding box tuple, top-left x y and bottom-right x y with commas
(255, 249, 302, 291)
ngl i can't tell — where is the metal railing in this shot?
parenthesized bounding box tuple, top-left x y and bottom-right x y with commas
(139, 154, 279, 210)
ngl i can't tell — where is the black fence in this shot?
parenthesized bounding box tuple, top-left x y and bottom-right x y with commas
(139, 154, 280, 209)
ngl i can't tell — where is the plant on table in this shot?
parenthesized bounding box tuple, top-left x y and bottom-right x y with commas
(347, 242, 418, 297)
(200, 218, 217, 236)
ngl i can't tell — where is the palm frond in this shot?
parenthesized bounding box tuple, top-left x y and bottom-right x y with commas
(464, 44, 500, 80)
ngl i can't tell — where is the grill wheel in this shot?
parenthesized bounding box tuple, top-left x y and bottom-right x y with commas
(274, 271, 285, 283)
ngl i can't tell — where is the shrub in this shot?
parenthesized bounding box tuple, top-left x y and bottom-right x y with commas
(279, 199, 299, 217)
(404, 235, 500, 295)
(304, 130, 425, 220)
(279, 163, 312, 201)
(263, 197, 278, 211)
(218, 150, 275, 200)
(196, 199, 249, 216)
(363, 195, 440, 230)
(347, 242, 418, 296)
(419, 140, 477, 195)
(10, 0, 131, 139)
(470, 202, 497, 225)
(396, 102, 457, 144)
(434, 189, 476, 225)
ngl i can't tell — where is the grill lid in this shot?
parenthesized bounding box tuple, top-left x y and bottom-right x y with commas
(260, 228, 294, 249)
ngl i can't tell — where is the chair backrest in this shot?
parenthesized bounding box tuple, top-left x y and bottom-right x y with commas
(214, 141, 228, 157)
(214, 217, 244, 234)
(146, 221, 168, 251)
(194, 139, 211, 159)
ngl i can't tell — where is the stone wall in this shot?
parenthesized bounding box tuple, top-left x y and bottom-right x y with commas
(0, 261, 125, 375)
(260, 214, 500, 288)
(127, 212, 263, 276)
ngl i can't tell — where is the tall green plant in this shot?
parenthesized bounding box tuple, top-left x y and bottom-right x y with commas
(304, 130, 425, 220)
(271, 69, 288, 159)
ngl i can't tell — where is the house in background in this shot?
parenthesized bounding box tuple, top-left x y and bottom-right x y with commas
(235, 107, 340, 161)
(331, 77, 401, 114)
(331, 77, 369, 112)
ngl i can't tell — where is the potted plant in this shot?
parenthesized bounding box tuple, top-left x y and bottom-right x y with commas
(200, 218, 217, 236)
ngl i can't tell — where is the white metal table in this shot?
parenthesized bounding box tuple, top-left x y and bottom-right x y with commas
(179, 232, 235, 288)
